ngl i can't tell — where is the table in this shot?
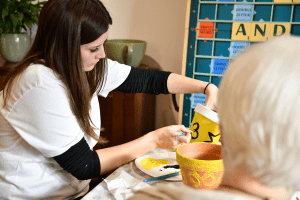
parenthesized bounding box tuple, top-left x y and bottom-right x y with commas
(82, 149, 183, 200)
(83, 148, 300, 200)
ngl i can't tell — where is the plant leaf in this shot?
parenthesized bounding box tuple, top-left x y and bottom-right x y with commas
(30, 5, 41, 14)
(9, 13, 18, 33)
(1, 0, 44, 34)
(17, 12, 24, 22)
(2, 9, 8, 21)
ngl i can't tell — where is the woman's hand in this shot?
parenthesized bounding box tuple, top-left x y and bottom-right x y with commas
(97, 125, 190, 175)
(150, 125, 192, 150)
(204, 83, 218, 111)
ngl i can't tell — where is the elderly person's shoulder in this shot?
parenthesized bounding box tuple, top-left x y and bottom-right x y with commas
(128, 183, 248, 200)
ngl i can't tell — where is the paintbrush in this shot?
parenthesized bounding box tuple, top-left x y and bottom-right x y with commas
(175, 130, 192, 138)
(175, 132, 187, 137)
(143, 171, 180, 182)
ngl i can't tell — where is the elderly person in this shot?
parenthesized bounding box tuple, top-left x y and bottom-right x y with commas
(128, 35, 300, 200)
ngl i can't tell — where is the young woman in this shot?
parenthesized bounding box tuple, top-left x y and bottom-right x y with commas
(129, 36, 300, 200)
(0, 0, 218, 199)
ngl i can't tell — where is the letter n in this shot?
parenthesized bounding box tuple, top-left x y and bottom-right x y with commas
(255, 24, 266, 36)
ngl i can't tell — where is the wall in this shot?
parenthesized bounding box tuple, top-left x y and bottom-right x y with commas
(102, 0, 187, 129)
(33, 0, 188, 129)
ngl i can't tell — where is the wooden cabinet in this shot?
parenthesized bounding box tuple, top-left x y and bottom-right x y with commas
(94, 64, 156, 150)
(0, 56, 156, 150)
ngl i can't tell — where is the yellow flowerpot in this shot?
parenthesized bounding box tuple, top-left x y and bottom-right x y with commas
(176, 142, 224, 189)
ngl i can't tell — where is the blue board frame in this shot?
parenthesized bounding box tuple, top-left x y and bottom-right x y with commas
(181, 0, 300, 128)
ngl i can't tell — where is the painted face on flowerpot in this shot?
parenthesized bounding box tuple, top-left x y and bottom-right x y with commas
(190, 104, 220, 144)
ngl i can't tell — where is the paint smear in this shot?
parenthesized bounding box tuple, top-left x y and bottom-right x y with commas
(140, 157, 170, 170)
(163, 164, 180, 169)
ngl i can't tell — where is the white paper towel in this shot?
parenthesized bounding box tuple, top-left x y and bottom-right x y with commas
(104, 167, 151, 200)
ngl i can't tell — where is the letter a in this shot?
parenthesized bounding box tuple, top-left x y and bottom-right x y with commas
(236, 24, 246, 36)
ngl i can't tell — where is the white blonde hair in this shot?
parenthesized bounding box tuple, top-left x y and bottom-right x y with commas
(217, 35, 300, 189)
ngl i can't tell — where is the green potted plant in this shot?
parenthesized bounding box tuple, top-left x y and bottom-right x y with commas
(0, 0, 45, 62)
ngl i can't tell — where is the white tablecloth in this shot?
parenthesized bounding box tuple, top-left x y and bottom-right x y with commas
(82, 149, 183, 200)
(82, 148, 300, 200)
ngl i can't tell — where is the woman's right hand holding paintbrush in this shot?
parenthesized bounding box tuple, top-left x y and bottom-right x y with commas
(150, 125, 192, 150)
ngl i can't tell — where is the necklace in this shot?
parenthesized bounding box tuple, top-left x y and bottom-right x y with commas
(219, 184, 270, 200)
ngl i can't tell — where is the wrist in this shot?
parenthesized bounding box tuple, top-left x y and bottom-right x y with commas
(205, 83, 217, 95)
(203, 82, 211, 94)
(144, 131, 159, 150)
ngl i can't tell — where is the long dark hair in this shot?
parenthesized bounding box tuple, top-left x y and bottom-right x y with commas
(1, 0, 112, 144)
